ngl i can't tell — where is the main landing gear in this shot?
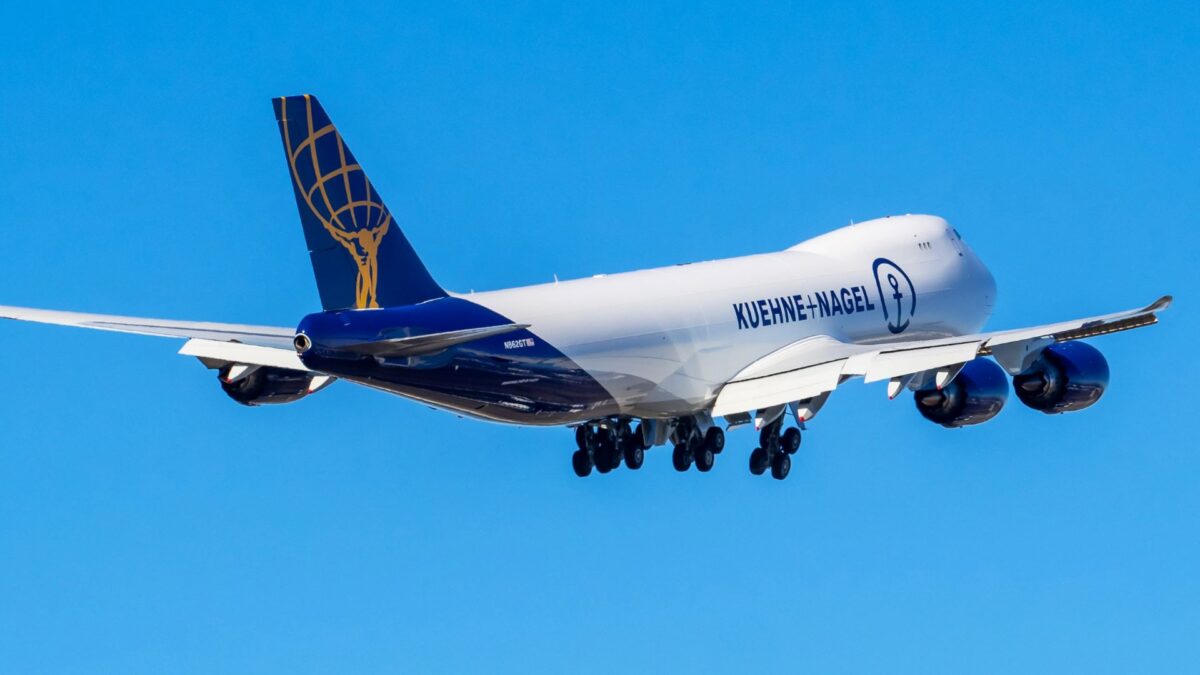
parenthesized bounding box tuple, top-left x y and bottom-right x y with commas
(569, 415, 798, 479)
(571, 417, 726, 477)
(571, 420, 647, 478)
(748, 416, 801, 480)
(671, 418, 725, 473)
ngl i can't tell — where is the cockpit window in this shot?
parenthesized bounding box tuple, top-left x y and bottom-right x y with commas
(946, 228, 965, 256)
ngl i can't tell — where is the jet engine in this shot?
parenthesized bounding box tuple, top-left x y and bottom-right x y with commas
(914, 357, 1009, 428)
(1012, 341, 1109, 414)
(219, 365, 317, 406)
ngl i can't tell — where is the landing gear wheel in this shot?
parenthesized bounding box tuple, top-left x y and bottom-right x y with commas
(781, 427, 801, 455)
(704, 427, 725, 454)
(623, 444, 645, 470)
(672, 443, 693, 472)
(593, 429, 620, 473)
(694, 444, 715, 472)
(749, 447, 769, 476)
(595, 451, 614, 473)
(575, 425, 590, 451)
(770, 452, 791, 480)
(571, 449, 593, 477)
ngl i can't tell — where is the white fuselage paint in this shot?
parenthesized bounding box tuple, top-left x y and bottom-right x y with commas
(467, 214, 997, 418)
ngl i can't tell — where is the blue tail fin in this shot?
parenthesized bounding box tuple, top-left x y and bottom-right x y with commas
(273, 94, 446, 310)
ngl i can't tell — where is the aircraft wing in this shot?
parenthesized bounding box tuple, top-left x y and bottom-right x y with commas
(712, 295, 1172, 418)
(0, 305, 308, 372)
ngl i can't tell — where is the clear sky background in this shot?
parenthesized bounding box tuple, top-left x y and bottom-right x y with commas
(1, 2, 1197, 673)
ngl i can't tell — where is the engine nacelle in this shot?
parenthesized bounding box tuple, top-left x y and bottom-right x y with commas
(1012, 341, 1109, 414)
(914, 357, 1009, 428)
(219, 365, 314, 406)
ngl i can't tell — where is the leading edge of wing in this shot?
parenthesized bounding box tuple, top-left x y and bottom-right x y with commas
(0, 304, 297, 349)
(979, 295, 1171, 349)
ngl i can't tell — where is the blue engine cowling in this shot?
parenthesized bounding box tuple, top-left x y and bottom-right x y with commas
(219, 366, 313, 406)
(913, 357, 1009, 428)
(1012, 341, 1109, 414)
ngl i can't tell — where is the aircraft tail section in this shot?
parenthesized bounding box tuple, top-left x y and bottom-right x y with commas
(272, 94, 446, 310)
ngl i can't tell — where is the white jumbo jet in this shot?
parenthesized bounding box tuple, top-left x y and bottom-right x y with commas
(0, 95, 1172, 479)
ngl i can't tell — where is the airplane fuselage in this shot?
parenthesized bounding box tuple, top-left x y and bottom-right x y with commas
(297, 214, 997, 425)
(0, 94, 1167, 482)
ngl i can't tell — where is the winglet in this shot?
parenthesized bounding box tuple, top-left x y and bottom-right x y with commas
(1146, 295, 1173, 313)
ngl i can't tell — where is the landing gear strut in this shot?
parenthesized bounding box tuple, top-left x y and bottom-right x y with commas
(748, 416, 801, 480)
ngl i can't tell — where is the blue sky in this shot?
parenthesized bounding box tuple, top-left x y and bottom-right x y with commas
(1, 2, 1197, 672)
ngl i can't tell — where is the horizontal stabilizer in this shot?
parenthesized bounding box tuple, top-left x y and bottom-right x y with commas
(179, 339, 310, 371)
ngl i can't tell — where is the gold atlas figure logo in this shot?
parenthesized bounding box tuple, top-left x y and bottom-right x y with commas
(281, 96, 392, 309)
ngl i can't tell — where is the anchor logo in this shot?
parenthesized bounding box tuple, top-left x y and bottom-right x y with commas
(872, 258, 916, 334)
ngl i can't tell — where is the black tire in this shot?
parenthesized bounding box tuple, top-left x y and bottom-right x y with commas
(672, 443, 692, 472)
(694, 445, 715, 472)
(595, 442, 616, 473)
(770, 452, 791, 480)
(749, 447, 768, 475)
(704, 427, 725, 454)
(781, 427, 801, 455)
(595, 430, 620, 472)
(624, 444, 645, 470)
(572, 449, 593, 477)
(575, 425, 589, 451)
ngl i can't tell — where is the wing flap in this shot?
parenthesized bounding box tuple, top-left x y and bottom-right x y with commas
(713, 359, 844, 417)
(862, 340, 982, 383)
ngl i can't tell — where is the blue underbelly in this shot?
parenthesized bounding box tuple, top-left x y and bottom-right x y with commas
(302, 333, 619, 425)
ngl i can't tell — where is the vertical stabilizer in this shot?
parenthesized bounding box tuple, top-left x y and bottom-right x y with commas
(273, 94, 446, 310)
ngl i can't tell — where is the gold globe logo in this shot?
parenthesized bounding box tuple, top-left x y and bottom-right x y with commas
(279, 95, 391, 309)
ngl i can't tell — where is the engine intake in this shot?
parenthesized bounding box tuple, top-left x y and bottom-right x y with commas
(1012, 341, 1109, 414)
(914, 357, 1009, 428)
(219, 365, 314, 406)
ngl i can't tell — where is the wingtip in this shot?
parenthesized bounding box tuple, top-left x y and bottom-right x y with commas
(1148, 295, 1173, 312)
